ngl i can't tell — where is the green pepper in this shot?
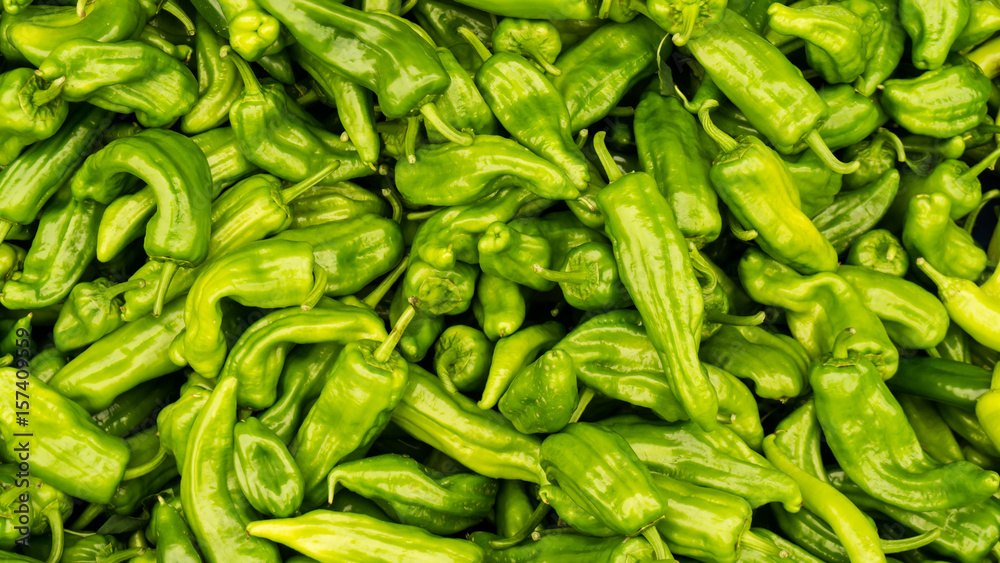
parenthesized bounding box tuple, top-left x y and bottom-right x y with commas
(258, 342, 341, 444)
(699, 325, 811, 401)
(0, 69, 68, 166)
(940, 403, 1000, 458)
(846, 229, 909, 276)
(411, 0, 494, 72)
(898, 394, 964, 464)
(812, 169, 901, 255)
(459, 28, 589, 191)
(234, 416, 304, 518)
(903, 194, 988, 281)
(739, 247, 899, 378)
(552, 18, 665, 131)
(532, 241, 631, 312)
(493, 480, 535, 539)
(291, 307, 414, 505)
(157, 375, 213, 472)
(402, 260, 478, 317)
(396, 135, 577, 206)
(470, 529, 652, 562)
(492, 18, 563, 75)
(479, 321, 566, 409)
(688, 10, 857, 173)
(812, 334, 1000, 510)
(888, 356, 991, 409)
(287, 182, 389, 230)
(782, 149, 844, 218)
(60, 534, 145, 563)
(149, 496, 199, 563)
(818, 84, 890, 150)
(182, 376, 281, 563)
(434, 325, 494, 394)
(392, 363, 547, 484)
(766, 3, 875, 84)
(899, 0, 970, 69)
(841, 129, 907, 191)
(881, 59, 991, 137)
(92, 377, 179, 438)
(0, 464, 72, 563)
(540, 423, 671, 558)
(469, 276, 525, 342)
(553, 310, 764, 447)
(327, 454, 497, 534)
(191, 126, 260, 194)
(595, 141, 716, 431)
(389, 285, 445, 363)
(953, 0, 1000, 52)
(180, 15, 242, 135)
(478, 221, 556, 292)
(635, 85, 722, 247)
(428, 46, 500, 145)
(606, 416, 802, 510)
(498, 350, 578, 434)
(26, 346, 63, 385)
(51, 277, 145, 353)
(169, 239, 327, 378)
(247, 510, 485, 562)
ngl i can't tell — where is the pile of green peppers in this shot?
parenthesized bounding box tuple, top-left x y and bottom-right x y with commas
(3, 0, 1000, 561)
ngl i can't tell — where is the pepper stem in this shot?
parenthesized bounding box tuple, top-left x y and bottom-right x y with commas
(301, 265, 328, 311)
(832, 327, 856, 360)
(280, 161, 341, 203)
(121, 445, 168, 481)
(381, 188, 403, 223)
(526, 48, 562, 75)
(687, 243, 718, 294)
(223, 47, 262, 97)
(915, 257, 949, 293)
(738, 530, 781, 557)
(569, 387, 595, 423)
(672, 3, 699, 46)
(961, 143, 1000, 181)
(881, 528, 941, 553)
(705, 311, 767, 326)
(75, 0, 88, 17)
(728, 214, 757, 241)
(963, 190, 1000, 233)
(374, 301, 417, 363)
(490, 501, 551, 549)
(420, 102, 473, 146)
(457, 26, 494, 63)
(400, 0, 418, 13)
(593, 131, 623, 182)
(628, 0, 650, 16)
(805, 130, 860, 174)
(0, 221, 13, 247)
(438, 370, 460, 394)
(152, 261, 179, 317)
(599, 0, 613, 18)
(575, 129, 589, 149)
(31, 76, 65, 107)
(406, 209, 441, 221)
(641, 525, 672, 561)
(68, 503, 104, 531)
(101, 547, 147, 563)
(42, 504, 64, 563)
(363, 255, 409, 309)
(532, 264, 588, 285)
(404, 115, 421, 164)
(103, 278, 146, 300)
(696, 100, 740, 153)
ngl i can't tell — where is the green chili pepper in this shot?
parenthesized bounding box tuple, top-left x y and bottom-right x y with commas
(842, 265, 949, 349)
(552, 18, 665, 131)
(540, 423, 671, 559)
(446, 0, 598, 19)
(812, 333, 1000, 510)
(881, 59, 991, 137)
(492, 18, 563, 76)
(846, 229, 909, 276)
(434, 325, 494, 394)
(854, 0, 906, 95)
(390, 285, 445, 362)
(292, 306, 415, 505)
(739, 247, 899, 379)
(392, 363, 546, 484)
(498, 350, 578, 434)
(191, 126, 260, 194)
(953, 0, 1000, 52)
(470, 529, 652, 562)
(899, 0, 970, 69)
(428, 46, 500, 145)
(818, 84, 889, 150)
(478, 221, 556, 292)
(699, 325, 811, 401)
(493, 480, 535, 538)
(0, 69, 68, 167)
(606, 416, 802, 510)
(635, 85, 721, 248)
(903, 194, 988, 281)
(766, 3, 875, 84)
(396, 136, 577, 205)
(687, 9, 857, 173)
(401, 259, 478, 317)
(150, 496, 200, 563)
(258, 342, 341, 444)
(247, 510, 485, 562)
(287, 182, 390, 230)
(471, 274, 527, 342)
(939, 403, 1000, 458)
(897, 394, 964, 464)
(412, 0, 495, 72)
(60, 534, 145, 563)
(812, 169, 901, 254)
(180, 15, 242, 135)
(0, 464, 72, 563)
(327, 453, 497, 534)
(157, 375, 213, 472)
(92, 377, 179, 438)
(783, 149, 844, 218)
(234, 417, 304, 518)
(52, 277, 145, 353)
(841, 129, 907, 191)
(478, 321, 565, 410)
(532, 241, 631, 312)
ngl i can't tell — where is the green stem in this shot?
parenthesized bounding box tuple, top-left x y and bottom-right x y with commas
(280, 161, 341, 203)
(728, 214, 757, 241)
(672, 3, 699, 46)
(915, 257, 948, 290)
(641, 526, 672, 561)
(881, 528, 941, 553)
(575, 129, 589, 149)
(296, 89, 321, 106)
(532, 264, 588, 285)
(961, 144, 1000, 181)
(687, 243, 718, 293)
(400, 0, 417, 13)
(740, 530, 781, 557)
(75, 0, 88, 17)
(420, 102, 473, 146)
(159, 0, 196, 35)
(705, 311, 767, 326)
(102, 547, 146, 563)
(697, 101, 739, 153)
(526, 48, 561, 75)
(806, 130, 860, 174)
(457, 26, 494, 63)
(404, 116, 421, 164)
(375, 302, 416, 363)
(103, 278, 146, 300)
(964, 190, 1000, 233)
(152, 261, 179, 317)
(832, 327, 857, 360)
(490, 501, 551, 549)
(599, 0, 613, 18)
(31, 76, 65, 107)
(121, 446, 167, 481)
(69, 503, 104, 531)
(381, 188, 403, 223)
(606, 106, 635, 117)
(875, 128, 907, 162)
(925, 347, 942, 358)
(438, 370, 459, 394)
(223, 47, 262, 97)
(42, 505, 63, 563)
(406, 209, 441, 221)
(0, 221, 13, 247)
(301, 265, 328, 311)
(363, 255, 409, 308)
(569, 387, 595, 423)
(628, 0, 649, 16)
(593, 131, 623, 182)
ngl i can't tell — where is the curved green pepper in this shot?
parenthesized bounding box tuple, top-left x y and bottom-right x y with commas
(0, 69, 68, 166)
(434, 325, 493, 394)
(157, 375, 213, 472)
(472, 273, 527, 341)
(470, 529, 651, 562)
(846, 229, 909, 276)
(903, 194, 987, 281)
(0, 464, 72, 563)
(841, 129, 907, 191)
(234, 417, 304, 518)
(817, 84, 889, 150)
(898, 394, 964, 464)
(258, 342, 341, 444)
(812, 169, 900, 254)
(180, 15, 243, 135)
(498, 349, 578, 434)
(287, 182, 389, 230)
(52, 278, 145, 353)
(479, 321, 565, 409)
(918, 258, 1000, 351)
(881, 59, 991, 137)
(766, 3, 873, 84)
(700, 324, 811, 401)
(899, 0, 970, 69)
(492, 18, 563, 75)
(150, 495, 200, 563)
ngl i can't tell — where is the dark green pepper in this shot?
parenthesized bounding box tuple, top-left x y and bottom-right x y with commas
(841, 129, 907, 191)
(887, 356, 991, 408)
(812, 169, 901, 254)
(0, 464, 72, 562)
(390, 285, 445, 363)
(52, 277, 146, 353)
(469, 529, 652, 562)
(150, 495, 200, 563)
(180, 15, 243, 135)
(234, 416, 304, 518)
(492, 18, 563, 75)
(411, 0, 494, 72)
(91, 377, 179, 438)
(899, 394, 964, 464)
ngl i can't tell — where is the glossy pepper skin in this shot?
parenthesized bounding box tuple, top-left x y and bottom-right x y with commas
(699, 325, 811, 401)
(53, 277, 146, 353)
(36, 39, 197, 128)
(903, 194, 987, 281)
(150, 496, 200, 563)
(553, 18, 665, 131)
(392, 364, 546, 484)
(498, 350, 578, 434)
(434, 326, 493, 394)
(92, 377, 179, 441)
(899, 0, 970, 69)
(182, 376, 282, 563)
(396, 136, 576, 206)
(881, 60, 991, 137)
(846, 229, 909, 276)
(157, 376, 213, 472)
(0, 69, 68, 166)
(470, 530, 651, 562)
(234, 417, 304, 518)
(812, 169, 901, 254)
(492, 18, 562, 75)
(327, 454, 497, 534)
(479, 221, 556, 292)
(288, 182, 389, 229)
(0, 368, 130, 504)
(841, 129, 907, 191)
(428, 47, 499, 145)
(258, 342, 341, 444)
(0, 464, 72, 563)
(402, 259, 478, 317)
(597, 165, 717, 431)
(917, 258, 1000, 351)
(898, 394, 964, 464)
(783, 149, 843, 218)
(412, 0, 493, 72)
(812, 344, 1000, 511)
(887, 356, 990, 408)
(247, 510, 486, 563)
(606, 416, 802, 510)
(687, 10, 854, 173)
(181, 16, 243, 135)
(766, 3, 874, 84)
(702, 111, 840, 274)
(540, 423, 671, 557)
(635, 86, 721, 247)
(817, 85, 889, 151)
(479, 321, 566, 410)
(471, 274, 527, 342)
(533, 241, 631, 312)
(170, 239, 326, 378)
(739, 247, 899, 379)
